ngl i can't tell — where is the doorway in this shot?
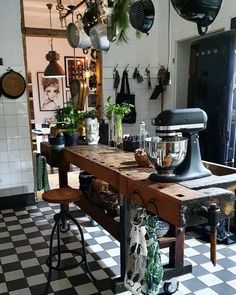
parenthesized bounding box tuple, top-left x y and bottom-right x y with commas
(175, 37, 196, 109)
(175, 30, 224, 109)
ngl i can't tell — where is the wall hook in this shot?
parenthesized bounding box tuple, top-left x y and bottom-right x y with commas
(113, 64, 118, 72)
(125, 64, 129, 72)
(145, 64, 150, 72)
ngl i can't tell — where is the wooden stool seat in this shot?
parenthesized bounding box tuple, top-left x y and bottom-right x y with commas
(42, 188, 83, 204)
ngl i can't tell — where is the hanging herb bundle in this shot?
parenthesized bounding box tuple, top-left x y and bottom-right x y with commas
(111, 0, 131, 43)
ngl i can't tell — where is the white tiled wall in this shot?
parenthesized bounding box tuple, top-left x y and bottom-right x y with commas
(0, 1, 34, 198)
(0, 71, 34, 197)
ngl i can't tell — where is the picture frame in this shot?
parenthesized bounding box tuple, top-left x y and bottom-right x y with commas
(87, 93, 97, 108)
(65, 89, 72, 104)
(37, 72, 64, 111)
(64, 56, 86, 87)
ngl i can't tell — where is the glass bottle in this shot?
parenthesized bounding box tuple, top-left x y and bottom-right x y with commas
(138, 122, 148, 148)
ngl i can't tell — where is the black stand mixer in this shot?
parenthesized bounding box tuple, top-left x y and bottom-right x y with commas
(145, 108, 212, 182)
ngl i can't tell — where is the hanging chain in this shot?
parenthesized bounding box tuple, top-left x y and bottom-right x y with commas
(47, 3, 54, 51)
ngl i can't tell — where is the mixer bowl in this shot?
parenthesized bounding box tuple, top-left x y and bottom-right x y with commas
(145, 137, 188, 175)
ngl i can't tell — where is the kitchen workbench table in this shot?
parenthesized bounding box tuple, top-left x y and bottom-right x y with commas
(40, 142, 236, 293)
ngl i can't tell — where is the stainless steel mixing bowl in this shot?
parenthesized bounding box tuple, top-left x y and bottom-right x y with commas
(145, 136, 188, 176)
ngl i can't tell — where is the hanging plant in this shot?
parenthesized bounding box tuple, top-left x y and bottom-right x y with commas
(111, 0, 131, 43)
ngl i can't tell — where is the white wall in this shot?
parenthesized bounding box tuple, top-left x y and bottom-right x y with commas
(102, 0, 236, 137)
(103, 0, 164, 137)
(0, 0, 34, 197)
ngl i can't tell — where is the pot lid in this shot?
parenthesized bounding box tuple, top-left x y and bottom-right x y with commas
(1, 69, 26, 99)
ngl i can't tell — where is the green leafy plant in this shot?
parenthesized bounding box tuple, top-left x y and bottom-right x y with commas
(111, 0, 131, 43)
(55, 104, 79, 135)
(81, 109, 98, 119)
(105, 96, 132, 119)
(111, 0, 144, 43)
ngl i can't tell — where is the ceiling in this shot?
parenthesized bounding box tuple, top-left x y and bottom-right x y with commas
(23, 0, 86, 29)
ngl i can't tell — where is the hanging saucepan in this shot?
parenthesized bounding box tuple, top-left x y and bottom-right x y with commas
(129, 0, 155, 34)
(82, 3, 99, 36)
(90, 23, 110, 52)
(0, 69, 26, 99)
(171, 0, 223, 35)
(66, 18, 92, 49)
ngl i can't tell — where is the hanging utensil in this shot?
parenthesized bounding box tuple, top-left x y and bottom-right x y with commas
(0, 69, 26, 99)
(66, 17, 92, 49)
(171, 0, 223, 35)
(145, 65, 152, 89)
(82, 3, 99, 35)
(129, 0, 155, 34)
(90, 22, 110, 52)
(113, 67, 120, 90)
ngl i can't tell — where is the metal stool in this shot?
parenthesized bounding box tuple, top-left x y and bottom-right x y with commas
(42, 187, 95, 294)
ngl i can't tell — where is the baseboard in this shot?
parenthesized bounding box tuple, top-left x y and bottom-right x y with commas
(0, 193, 36, 209)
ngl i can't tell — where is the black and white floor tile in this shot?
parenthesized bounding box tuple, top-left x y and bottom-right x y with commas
(1, 202, 236, 295)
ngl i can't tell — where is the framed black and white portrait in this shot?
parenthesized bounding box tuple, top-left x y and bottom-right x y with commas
(37, 72, 64, 111)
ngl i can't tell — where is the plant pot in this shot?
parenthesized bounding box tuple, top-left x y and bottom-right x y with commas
(64, 132, 79, 146)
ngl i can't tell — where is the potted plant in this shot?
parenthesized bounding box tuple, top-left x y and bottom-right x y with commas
(105, 96, 132, 147)
(55, 104, 80, 146)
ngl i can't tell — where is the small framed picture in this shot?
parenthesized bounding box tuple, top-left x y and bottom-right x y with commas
(65, 89, 72, 104)
(64, 56, 86, 87)
(37, 72, 64, 111)
(88, 93, 97, 108)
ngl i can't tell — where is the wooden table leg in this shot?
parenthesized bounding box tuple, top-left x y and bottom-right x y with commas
(170, 227, 185, 268)
(163, 226, 192, 281)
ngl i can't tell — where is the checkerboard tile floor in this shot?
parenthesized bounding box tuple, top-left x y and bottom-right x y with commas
(1, 202, 236, 295)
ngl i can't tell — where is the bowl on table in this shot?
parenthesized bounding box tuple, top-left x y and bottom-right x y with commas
(144, 136, 188, 176)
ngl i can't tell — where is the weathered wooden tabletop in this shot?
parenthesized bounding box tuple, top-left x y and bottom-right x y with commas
(61, 144, 236, 227)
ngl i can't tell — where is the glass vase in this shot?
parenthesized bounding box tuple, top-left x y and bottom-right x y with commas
(115, 114, 123, 149)
(108, 112, 116, 146)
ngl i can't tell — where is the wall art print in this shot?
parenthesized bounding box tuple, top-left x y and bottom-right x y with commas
(64, 56, 85, 87)
(37, 72, 64, 111)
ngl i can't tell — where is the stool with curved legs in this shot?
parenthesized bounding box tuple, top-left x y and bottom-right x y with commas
(42, 187, 95, 294)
